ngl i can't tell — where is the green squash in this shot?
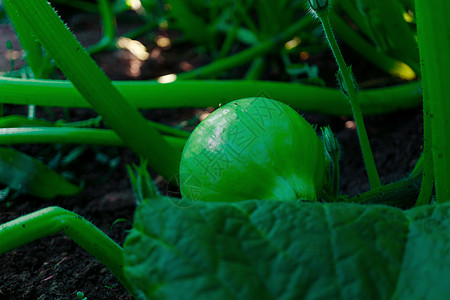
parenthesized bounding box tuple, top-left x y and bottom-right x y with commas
(179, 97, 325, 202)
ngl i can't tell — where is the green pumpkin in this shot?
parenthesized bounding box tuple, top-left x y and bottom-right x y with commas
(179, 97, 325, 202)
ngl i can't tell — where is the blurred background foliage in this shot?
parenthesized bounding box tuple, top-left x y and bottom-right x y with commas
(1, 0, 418, 83)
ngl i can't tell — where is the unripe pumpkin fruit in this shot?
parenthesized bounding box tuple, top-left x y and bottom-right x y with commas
(179, 97, 325, 202)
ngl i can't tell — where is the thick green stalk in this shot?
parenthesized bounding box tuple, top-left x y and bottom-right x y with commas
(407, 71, 430, 209)
(0, 127, 186, 152)
(415, 0, 450, 203)
(0, 207, 134, 296)
(316, 10, 381, 189)
(3, 0, 180, 180)
(414, 94, 433, 206)
(0, 78, 422, 116)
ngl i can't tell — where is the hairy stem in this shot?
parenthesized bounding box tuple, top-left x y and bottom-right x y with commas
(316, 10, 381, 189)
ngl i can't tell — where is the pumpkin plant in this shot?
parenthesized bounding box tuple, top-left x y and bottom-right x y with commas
(1, 0, 450, 299)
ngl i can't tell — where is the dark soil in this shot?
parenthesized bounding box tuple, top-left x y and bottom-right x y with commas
(0, 7, 423, 300)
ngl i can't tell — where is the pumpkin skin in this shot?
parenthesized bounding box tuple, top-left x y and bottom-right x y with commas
(179, 97, 325, 202)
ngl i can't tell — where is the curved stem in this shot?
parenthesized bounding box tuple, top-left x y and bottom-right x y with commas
(316, 10, 381, 189)
(0, 206, 134, 296)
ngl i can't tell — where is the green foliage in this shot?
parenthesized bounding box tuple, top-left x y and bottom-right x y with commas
(124, 197, 450, 300)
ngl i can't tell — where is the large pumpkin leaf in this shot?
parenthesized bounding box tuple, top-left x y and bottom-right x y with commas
(124, 198, 450, 300)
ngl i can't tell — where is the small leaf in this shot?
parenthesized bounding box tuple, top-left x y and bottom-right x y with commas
(126, 159, 159, 203)
(0, 147, 81, 199)
(336, 69, 348, 97)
